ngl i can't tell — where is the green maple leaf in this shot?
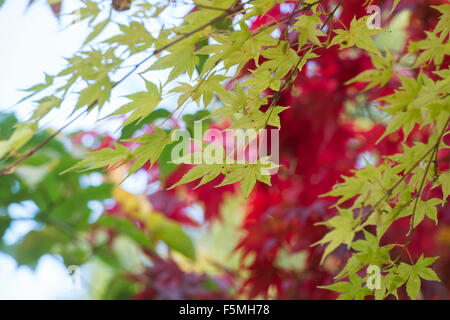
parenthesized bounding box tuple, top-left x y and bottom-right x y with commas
(31, 96, 62, 120)
(126, 127, 170, 177)
(334, 255, 364, 281)
(313, 209, 360, 264)
(409, 31, 450, 67)
(106, 21, 154, 54)
(380, 74, 422, 114)
(196, 73, 229, 106)
(322, 165, 377, 206)
(389, 143, 428, 174)
(330, 16, 383, 54)
(230, 105, 289, 130)
(346, 51, 394, 90)
(377, 74, 423, 142)
(170, 82, 196, 107)
(72, 0, 100, 24)
(432, 4, 450, 37)
(169, 158, 276, 199)
(171, 73, 228, 107)
(168, 163, 224, 190)
(61, 143, 131, 174)
(292, 14, 326, 46)
(218, 160, 275, 199)
(76, 76, 113, 110)
(397, 255, 440, 300)
(411, 198, 443, 228)
(0, 123, 37, 159)
(243, 70, 281, 92)
(266, 106, 290, 129)
(223, 25, 277, 73)
(145, 213, 196, 260)
(351, 231, 393, 263)
(108, 80, 161, 127)
(260, 46, 301, 80)
(18, 73, 54, 104)
(148, 37, 200, 82)
(335, 231, 393, 281)
(319, 274, 372, 300)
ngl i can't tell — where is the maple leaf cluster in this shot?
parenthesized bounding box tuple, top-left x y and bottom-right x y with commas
(68, 0, 449, 300)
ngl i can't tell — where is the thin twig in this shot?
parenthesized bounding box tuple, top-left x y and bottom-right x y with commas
(407, 147, 437, 236)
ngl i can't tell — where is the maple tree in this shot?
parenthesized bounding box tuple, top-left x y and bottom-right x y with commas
(0, 0, 449, 300)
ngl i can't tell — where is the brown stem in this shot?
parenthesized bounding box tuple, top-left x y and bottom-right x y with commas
(407, 147, 436, 236)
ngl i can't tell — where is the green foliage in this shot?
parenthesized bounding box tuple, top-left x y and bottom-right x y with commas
(0, 113, 195, 274)
(292, 14, 326, 47)
(61, 143, 131, 174)
(2, 0, 323, 200)
(316, 4, 449, 300)
(107, 80, 162, 128)
(432, 4, 450, 38)
(320, 274, 372, 300)
(106, 21, 154, 54)
(397, 255, 440, 300)
(313, 209, 361, 264)
(346, 51, 394, 91)
(147, 213, 196, 261)
(0, 123, 37, 159)
(125, 127, 170, 177)
(330, 15, 384, 54)
(0, 113, 114, 268)
(169, 158, 277, 199)
(97, 216, 154, 251)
